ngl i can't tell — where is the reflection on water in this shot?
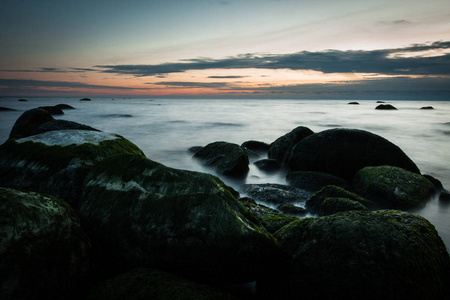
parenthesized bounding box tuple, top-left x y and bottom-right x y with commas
(1, 97, 450, 250)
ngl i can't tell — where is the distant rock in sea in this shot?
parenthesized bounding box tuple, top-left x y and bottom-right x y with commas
(55, 103, 75, 110)
(376, 100, 385, 103)
(80, 98, 91, 101)
(421, 106, 434, 110)
(38, 105, 64, 115)
(18, 98, 28, 102)
(348, 101, 359, 105)
(375, 104, 397, 110)
(0, 107, 16, 111)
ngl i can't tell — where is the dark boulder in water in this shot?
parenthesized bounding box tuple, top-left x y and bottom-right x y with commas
(0, 187, 91, 300)
(352, 165, 435, 209)
(276, 203, 307, 216)
(348, 101, 359, 105)
(421, 106, 434, 110)
(38, 105, 65, 115)
(268, 126, 314, 164)
(31, 119, 100, 135)
(274, 210, 450, 300)
(375, 104, 397, 110)
(286, 171, 350, 192)
(80, 153, 278, 283)
(241, 140, 271, 153)
(0, 107, 16, 111)
(376, 100, 385, 103)
(241, 183, 312, 205)
(254, 158, 281, 172)
(9, 108, 55, 139)
(193, 141, 249, 177)
(55, 103, 75, 110)
(18, 98, 28, 102)
(187, 145, 204, 154)
(288, 128, 420, 181)
(80, 98, 91, 101)
(440, 190, 450, 201)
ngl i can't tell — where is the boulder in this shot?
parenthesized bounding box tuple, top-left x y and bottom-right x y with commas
(80, 98, 91, 101)
(240, 183, 312, 206)
(86, 268, 238, 300)
(288, 128, 420, 181)
(318, 197, 369, 215)
(274, 210, 450, 300)
(9, 108, 55, 139)
(0, 187, 90, 300)
(187, 146, 203, 154)
(306, 185, 372, 214)
(38, 105, 64, 115)
(348, 101, 359, 105)
(0, 107, 16, 111)
(420, 106, 434, 110)
(423, 174, 444, 191)
(376, 104, 397, 110)
(80, 154, 278, 283)
(286, 171, 349, 192)
(0, 129, 145, 207)
(241, 140, 270, 153)
(32, 119, 100, 135)
(193, 141, 249, 177)
(268, 126, 314, 164)
(55, 104, 76, 110)
(440, 190, 450, 201)
(276, 204, 307, 216)
(254, 159, 282, 172)
(352, 166, 435, 209)
(18, 98, 28, 101)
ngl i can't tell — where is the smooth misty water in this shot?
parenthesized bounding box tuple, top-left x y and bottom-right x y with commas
(1, 97, 450, 250)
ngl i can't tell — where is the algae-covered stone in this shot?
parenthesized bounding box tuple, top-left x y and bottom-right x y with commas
(240, 183, 312, 206)
(0, 187, 90, 300)
(86, 268, 238, 300)
(0, 130, 145, 206)
(318, 197, 369, 215)
(193, 141, 249, 177)
(268, 126, 314, 164)
(306, 185, 372, 214)
(274, 210, 450, 300)
(286, 171, 350, 192)
(80, 154, 278, 283)
(352, 165, 435, 209)
(288, 128, 420, 181)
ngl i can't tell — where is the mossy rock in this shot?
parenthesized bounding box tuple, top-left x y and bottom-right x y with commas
(286, 170, 350, 192)
(352, 165, 435, 209)
(86, 268, 238, 300)
(240, 183, 312, 206)
(193, 141, 249, 177)
(288, 128, 420, 181)
(0, 187, 90, 300)
(268, 126, 314, 164)
(9, 108, 55, 139)
(318, 197, 369, 215)
(274, 210, 450, 300)
(306, 185, 372, 213)
(80, 154, 278, 283)
(0, 130, 145, 206)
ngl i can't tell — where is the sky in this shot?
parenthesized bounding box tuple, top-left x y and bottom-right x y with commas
(1, 0, 450, 99)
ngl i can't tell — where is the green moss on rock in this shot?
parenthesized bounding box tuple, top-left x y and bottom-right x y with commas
(318, 197, 369, 215)
(306, 185, 372, 213)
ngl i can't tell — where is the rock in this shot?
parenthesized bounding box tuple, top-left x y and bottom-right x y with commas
(288, 128, 420, 181)
(240, 198, 297, 234)
(274, 210, 450, 300)
(306, 185, 372, 214)
(0, 130, 145, 207)
(376, 100, 385, 103)
(80, 98, 91, 101)
(0, 187, 90, 300)
(240, 183, 312, 206)
(55, 104, 75, 110)
(286, 171, 350, 192)
(268, 126, 314, 164)
(376, 104, 397, 110)
(86, 268, 238, 300)
(423, 174, 444, 191)
(241, 140, 271, 153)
(254, 159, 281, 172)
(80, 154, 278, 283)
(9, 108, 55, 139)
(32, 119, 100, 135)
(187, 146, 203, 154)
(318, 197, 369, 215)
(352, 166, 435, 209)
(193, 141, 249, 177)
(38, 105, 64, 115)
(440, 190, 450, 201)
(0, 107, 16, 111)
(421, 106, 434, 110)
(276, 204, 307, 216)
(18, 98, 28, 101)
(348, 101, 359, 105)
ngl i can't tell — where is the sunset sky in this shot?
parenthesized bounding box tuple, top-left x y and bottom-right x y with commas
(1, 0, 450, 99)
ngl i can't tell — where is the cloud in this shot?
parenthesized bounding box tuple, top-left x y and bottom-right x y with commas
(208, 75, 247, 79)
(151, 81, 230, 89)
(0, 79, 147, 90)
(95, 41, 450, 77)
(2, 67, 98, 73)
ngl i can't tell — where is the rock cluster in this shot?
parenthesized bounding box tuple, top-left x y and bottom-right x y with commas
(1, 108, 449, 300)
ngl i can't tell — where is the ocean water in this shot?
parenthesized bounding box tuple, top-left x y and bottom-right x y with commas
(1, 97, 450, 250)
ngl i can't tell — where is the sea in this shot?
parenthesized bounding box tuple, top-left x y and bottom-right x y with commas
(1, 97, 450, 250)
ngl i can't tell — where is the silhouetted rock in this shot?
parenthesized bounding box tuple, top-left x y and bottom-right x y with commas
(0, 107, 16, 111)
(274, 210, 450, 300)
(254, 159, 281, 172)
(241, 140, 271, 153)
(352, 166, 435, 209)
(80, 98, 91, 101)
(55, 104, 75, 110)
(38, 105, 65, 115)
(193, 141, 249, 177)
(376, 100, 385, 103)
(80, 154, 278, 283)
(187, 146, 203, 154)
(288, 128, 420, 181)
(286, 171, 349, 192)
(268, 126, 314, 164)
(440, 190, 450, 201)
(9, 108, 55, 139)
(376, 104, 397, 110)
(32, 119, 100, 135)
(348, 101, 359, 105)
(18, 98, 28, 102)
(0, 187, 90, 300)
(421, 106, 434, 110)
(423, 174, 444, 191)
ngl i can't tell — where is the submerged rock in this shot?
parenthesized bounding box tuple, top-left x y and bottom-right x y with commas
(268, 126, 314, 164)
(193, 141, 249, 177)
(9, 108, 55, 139)
(352, 165, 435, 209)
(80, 98, 91, 101)
(274, 210, 450, 300)
(80, 154, 278, 283)
(420, 106, 434, 110)
(288, 128, 420, 181)
(0, 107, 16, 111)
(0, 130, 145, 206)
(55, 104, 76, 110)
(348, 101, 359, 105)
(0, 187, 90, 300)
(86, 268, 238, 300)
